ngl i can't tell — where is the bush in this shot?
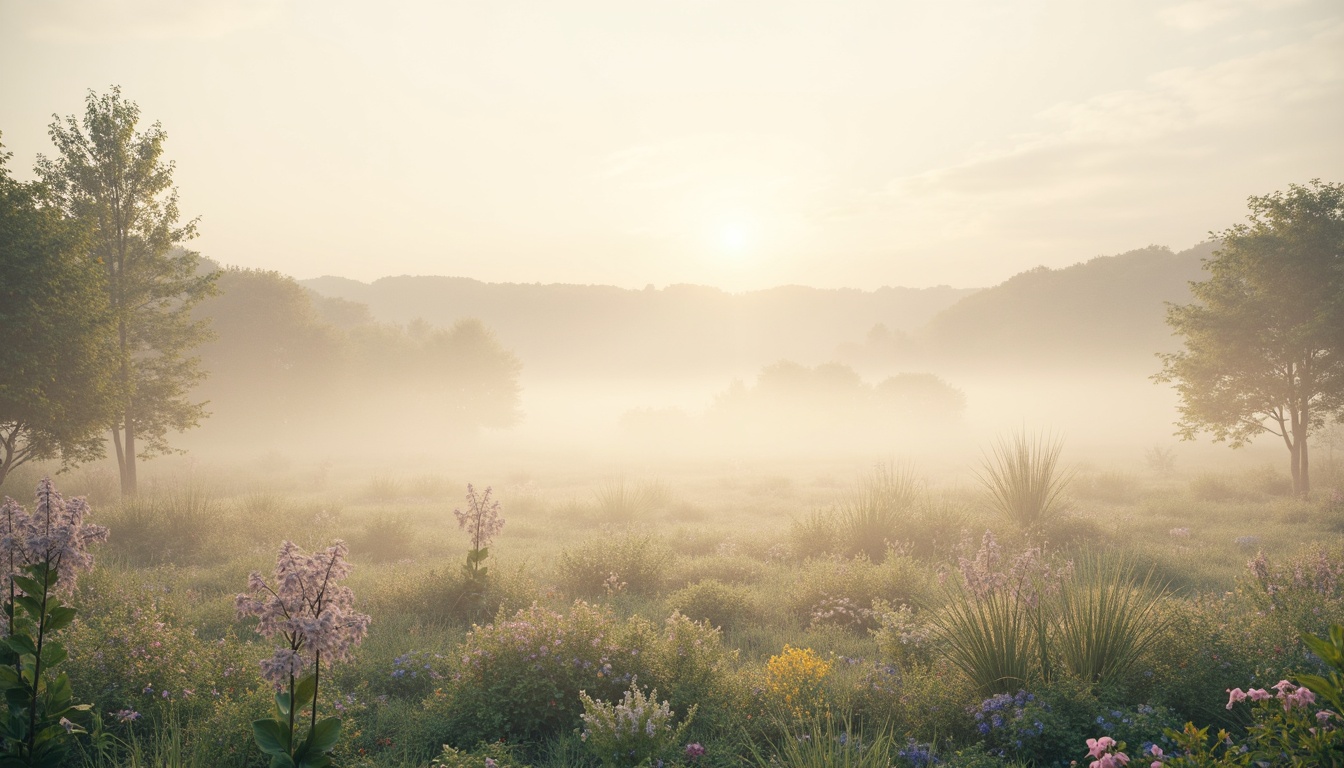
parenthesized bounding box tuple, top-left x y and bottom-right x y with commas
(621, 613, 746, 743)
(351, 513, 418, 562)
(579, 682, 695, 768)
(555, 532, 672, 598)
(435, 602, 635, 747)
(782, 554, 931, 630)
(762, 646, 832, 721)
(838, 463, 921, 561)
(665, 580, 760, 632)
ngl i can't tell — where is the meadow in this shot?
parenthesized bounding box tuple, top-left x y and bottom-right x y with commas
(3, 440, 1343, 768)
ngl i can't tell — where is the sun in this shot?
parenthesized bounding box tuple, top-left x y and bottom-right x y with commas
(714, 222, 755, 264)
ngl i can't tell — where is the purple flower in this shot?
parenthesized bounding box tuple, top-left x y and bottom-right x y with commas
(685, 742, 706, 758)
(236, 541, 371, 688)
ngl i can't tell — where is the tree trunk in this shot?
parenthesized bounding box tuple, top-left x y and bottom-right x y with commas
(124, 421, 137, 496)
(1290, 438, 1303, 496)
(1298, 418, 1311, 499)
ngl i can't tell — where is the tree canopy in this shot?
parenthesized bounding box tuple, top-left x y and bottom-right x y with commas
(0, 136, 119, 488)
(36, 88, 216, 495)
(1156, 180, 1344, 496)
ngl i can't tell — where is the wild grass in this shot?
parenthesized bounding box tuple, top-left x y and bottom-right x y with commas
(592, 479, 663, 522)
(838, 462, 920, 560)
(1052, 553, 1170, 688)
(745, 712, 911, 768)
(928, 581, 1038, 695)
(977, 430, 1073, 535)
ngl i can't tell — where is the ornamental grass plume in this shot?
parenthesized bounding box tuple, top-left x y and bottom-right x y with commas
(236, 540, 370, 767)
(977, 430, 1073, 536)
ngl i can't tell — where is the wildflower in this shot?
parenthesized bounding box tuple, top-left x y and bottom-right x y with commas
(236, 540, 371, 688)
(114, 709, 141, 723)
(454, 484, 505, 552)
(1087, 737, 1117, 758)
(0, 478, 108, 593)
(1247, 688, 1271, 702)
(1226, 688, 1247, 708)
(484, 759, 498, 768)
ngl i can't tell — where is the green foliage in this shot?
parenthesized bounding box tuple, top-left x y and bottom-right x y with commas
(1053, 554, 1170, 689)
(1298, 624, 1344, 717)
(745, 711, 911, 768)
(837, 463, 920, 561)
(556, 533, 672, 598)
(37, 87, 219, 495)
(431, 740, 531, 768)
(976, 431, 1073, 535)
(1155, 179, 1344, 497)
(0, 563, 92, 767)
(929, 581, 1038, 695)
(0, 136, 118, 490)
(436, 601, 633, 747)
(781, 553, 930, 630)
(665, 580, 760, 632)
(578, 682, 695, 768)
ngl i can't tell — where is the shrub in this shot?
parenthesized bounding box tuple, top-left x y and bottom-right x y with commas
(838, 463, 921, 561)
(555, 533, 672, 598)
(782, 554, 930, 630)
(787, 509, 838, 561)
(432, 740, 531, 768)
(976, 430, 1073, 535)
(579, 681, 695, 768)
(665, 580, 760, 632)
(350, 514, 418, 563)
(436, 601, 634, 747)
(618, 612, 746, 745)
(763, 646, 832, 721)
(871, 602, 935, 668)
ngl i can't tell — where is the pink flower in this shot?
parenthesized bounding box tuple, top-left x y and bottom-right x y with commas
(1087, 737, 1116, 758)
(1227, 688, 1247, 708)
(1285, 687, 1316, 710)
(1247, 688, 1271, 701)
(1317, 710, 1335, 723)
(1148, 745, 1163, 757)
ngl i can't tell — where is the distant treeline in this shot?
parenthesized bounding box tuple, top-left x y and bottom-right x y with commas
(303, 242, 1216, 379)
(191, 265, 520, 450)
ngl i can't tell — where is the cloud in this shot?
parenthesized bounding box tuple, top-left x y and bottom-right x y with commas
(16, 0, 285, 42)
(884, 20, 1342, 207)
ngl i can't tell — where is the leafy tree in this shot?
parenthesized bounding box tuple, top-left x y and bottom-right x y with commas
(36, 88, 216, 495)
(1156, 180, 1344, 497)
(0, 135, 118, 489)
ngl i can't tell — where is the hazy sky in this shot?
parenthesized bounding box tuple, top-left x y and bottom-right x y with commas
(2, 0, 1341, 291)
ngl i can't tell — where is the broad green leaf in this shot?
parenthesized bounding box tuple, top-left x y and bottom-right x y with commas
(44, 607, 76, 634)
(305, 717, 341, 754)
(252, 718, 291, 756)
(293, 672, 317, 710)
(4, 635, 36, 657)
(40, 641, 67, 668)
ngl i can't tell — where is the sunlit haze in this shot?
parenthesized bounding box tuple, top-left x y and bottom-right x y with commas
(3, 0, 1340, 290)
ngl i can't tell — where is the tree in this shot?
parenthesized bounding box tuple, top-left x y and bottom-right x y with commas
(0, 134, 119, 489)
(36, 88, 217, 495)
(1155, 180, 1344, 497)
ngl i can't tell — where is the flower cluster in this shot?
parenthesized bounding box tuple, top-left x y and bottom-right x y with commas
(1227, 679, 1316, 710)
(764, 645, 832, 720)
(235, 540, 370, 687)
(956, 531, 1069, 605)
(1084, 736, 1130, 768)
(808, 594, 876, 631)
(578, 679, 695, 767)
(0, 477, 108, 593)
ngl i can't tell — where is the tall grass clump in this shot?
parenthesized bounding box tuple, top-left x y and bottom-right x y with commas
(592, 480, 661, 523)
(1053, 553, 1169, 689)
(838, 463, 920, 561)
(746, 711, 917, 768)
(927, 533, 1064, 695)
(977, 430, 1073, 536)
